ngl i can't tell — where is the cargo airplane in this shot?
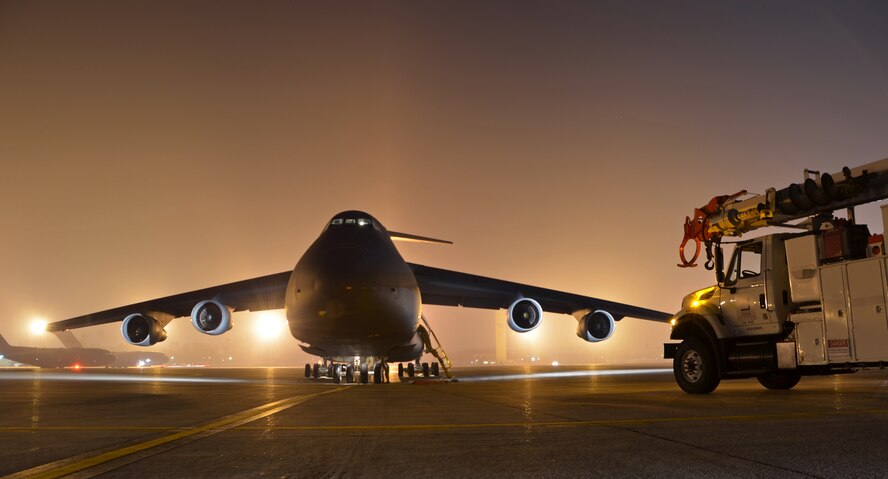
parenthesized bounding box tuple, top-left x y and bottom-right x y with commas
(0, 332, 167, 368)
(47, 211, 670, 383)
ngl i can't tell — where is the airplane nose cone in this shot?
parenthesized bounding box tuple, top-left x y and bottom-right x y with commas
(315, 246, 372, 289)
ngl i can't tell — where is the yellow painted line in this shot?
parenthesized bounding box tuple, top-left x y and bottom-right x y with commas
(4, 388, 344, 479)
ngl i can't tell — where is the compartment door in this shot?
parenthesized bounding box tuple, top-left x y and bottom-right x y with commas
(821, 265, 851, 361)
(848, 259, 888, 361)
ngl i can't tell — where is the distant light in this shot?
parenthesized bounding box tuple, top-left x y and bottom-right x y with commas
(29, 319, 47, 335)
(0, 355, 4, 360)
(72, 363, 81, 370)
(145, 359, 152, 363)
(551, 361, 559, 367)
(254, 311, 286, 341)
(228, 356, 233, 361)
(137, 360, 146, 367)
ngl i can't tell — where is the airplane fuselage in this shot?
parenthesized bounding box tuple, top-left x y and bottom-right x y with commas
(284, 212, 424, 361)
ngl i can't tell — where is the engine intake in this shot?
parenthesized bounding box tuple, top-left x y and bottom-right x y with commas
(191, 299, 232, 335)
(121, 314, 168, 346)
(577, 310, 615, 342)
(507, 298, 543, 333)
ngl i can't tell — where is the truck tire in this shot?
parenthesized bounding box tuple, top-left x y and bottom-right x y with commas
(757, 372, 801, 390)
(674, 338, 720, 394)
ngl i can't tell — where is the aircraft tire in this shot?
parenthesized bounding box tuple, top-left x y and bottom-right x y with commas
(407, 363, 415, 378)
(373, 364, 382, 384)
(431, 362, 440, 377)
(346, 365, 355, 383)
(422, 362, 430, 377)
(333, 365, 341, 384)
(360, 363, 369, 384)
(304, 364, 311, 378)
(312, 363, 320, 379)
(398, 363, 404, 378)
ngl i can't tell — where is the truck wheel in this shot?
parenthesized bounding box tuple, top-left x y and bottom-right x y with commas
(757, 372, 801, 390)
(674, 338, 720, 394)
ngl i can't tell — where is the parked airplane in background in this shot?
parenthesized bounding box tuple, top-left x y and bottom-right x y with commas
(0, 333, 167, 368)
(47, 211, 671, 383)
(53, 331, 169, 368)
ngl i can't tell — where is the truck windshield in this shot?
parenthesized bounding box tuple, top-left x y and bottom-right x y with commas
(725, 242, 762, 285)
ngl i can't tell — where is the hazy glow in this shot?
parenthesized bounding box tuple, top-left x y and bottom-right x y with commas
(459, 368, 671, 383)
(29, 319, 46, 335)
(0, 372, 246, 384)
(253, 311, 286, 342)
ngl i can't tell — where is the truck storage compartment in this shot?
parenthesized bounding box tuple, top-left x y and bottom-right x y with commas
(785, 235, 820, 303)
(792, 311, 827, 365)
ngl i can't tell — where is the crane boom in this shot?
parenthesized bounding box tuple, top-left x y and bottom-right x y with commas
(679, 157, 888, 268)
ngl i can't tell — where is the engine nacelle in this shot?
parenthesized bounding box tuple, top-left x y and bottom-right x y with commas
(576, 310, 616, 342)
(191, 299, 232, 335)
(507, 298, 543, 333)
(121, 314, 168, 347)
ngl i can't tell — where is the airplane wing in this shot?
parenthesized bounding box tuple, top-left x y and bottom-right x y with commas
(408, 263, 671, 322)
(46, 271, 292, 332)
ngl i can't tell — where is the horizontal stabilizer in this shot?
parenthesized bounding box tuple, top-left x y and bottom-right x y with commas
(388, 231, 453, 245)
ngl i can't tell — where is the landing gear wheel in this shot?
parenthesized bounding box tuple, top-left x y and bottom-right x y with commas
(346, 365, 355, 383)
(304, 364, 311, 378)
(360, 363, 369, 384)
(398, 363, 404, 378)
(422, 362, 430, 377)
(373, 364, 382, 384)
(407, 363, 415, 378)
(757, 372, 801, 390)
(431, 362, 440, 377)
(312, 363, 320, 379)
(384, 364, 390, 382)
(333, 365, 342, 384)
(673, 338, 720, 394)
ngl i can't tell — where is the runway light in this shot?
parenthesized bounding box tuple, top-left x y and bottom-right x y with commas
(72, 363, 81, 370)
(254, 311, 286, 341)
(29, 319, 47, 335)
(551, 361, 559, 367)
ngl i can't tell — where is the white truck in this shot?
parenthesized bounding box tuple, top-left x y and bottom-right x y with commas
(667, 158, 888, 393)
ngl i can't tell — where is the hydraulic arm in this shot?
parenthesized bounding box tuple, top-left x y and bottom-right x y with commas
(678, 158, 888, 269)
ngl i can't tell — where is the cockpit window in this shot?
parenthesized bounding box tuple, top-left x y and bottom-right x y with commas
(330, 216, 376, 229)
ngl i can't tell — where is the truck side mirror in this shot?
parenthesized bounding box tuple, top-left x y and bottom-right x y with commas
(715, 247, 726, 284)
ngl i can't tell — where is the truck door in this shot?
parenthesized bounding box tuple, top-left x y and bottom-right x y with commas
(721, 240, 774, 334)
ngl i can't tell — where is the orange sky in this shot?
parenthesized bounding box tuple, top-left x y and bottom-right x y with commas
(2, 2, 887, 365)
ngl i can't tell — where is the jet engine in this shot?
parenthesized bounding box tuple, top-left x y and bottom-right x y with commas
(507, 298, 543, 333)
(121, 314, 168, 346)
(576, 310, 615, 342)
(191, 299, 232, 335)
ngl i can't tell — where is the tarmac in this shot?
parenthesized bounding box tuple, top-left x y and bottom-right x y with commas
(1, 364, 887, 478)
